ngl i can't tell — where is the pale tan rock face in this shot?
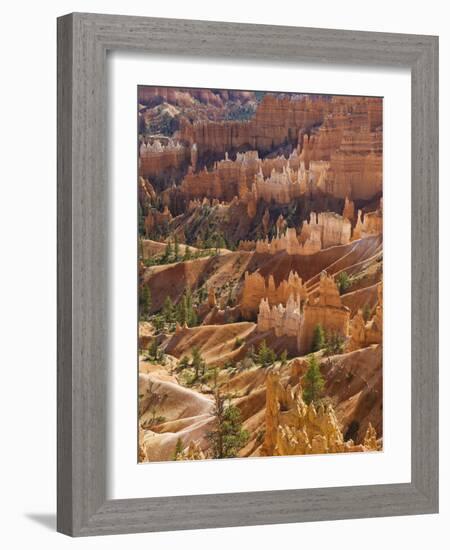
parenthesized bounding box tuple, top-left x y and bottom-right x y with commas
(299, 212, 351, 249)
(253, 272, 350, 356)
(257, 295, 302, 337)
(347, 282, 383, 351)
(139, 138, 188, 178)
(241, 270, 306, 318)
(299, 96, 383, 200)
(298, 272, 350, 354)
(262, 369, 380, 456)
(342, 196, 355, 221)
(352, 207, 383, 241)
(179, 94, 327, 157)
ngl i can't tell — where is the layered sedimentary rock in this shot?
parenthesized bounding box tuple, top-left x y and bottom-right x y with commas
(177, 149, 311, 205)
(144, 205, 173, 236)
(139, 86, 255, 110)
(138, 176, 156, 207)
(178, 150, 261, 202)
(243, 211, 351, 256)
(352, 207, 383, 240)
(347, 283, 383, 351)
(179, 94, 327, 157)
(262, 370, 380, 456)
(298, 272, 350, 354)
(299, 211, 351, 249)
(241, 270, 307, 318)
(257, 295, 302, 337)
(255, 272, 350, 355)
(342, 196, 355, 221)
(254, 227, 320, 255)
(299, 96, 383, 200)
(139, 139, 188, 178)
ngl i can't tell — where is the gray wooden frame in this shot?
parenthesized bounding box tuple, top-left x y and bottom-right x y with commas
(57, 12, 439, 537)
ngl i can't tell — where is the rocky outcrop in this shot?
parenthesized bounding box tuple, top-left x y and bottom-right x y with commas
(179, 94, 327, 157)
(241, 270, 306, 318)
(262, 370, 380, 456)
(174, 440, 206, 461)
(255, 272, 350, 355)
(299, 211, 351, 249)
(207, 286, 216, 308)
(299, 96, 383, 200)
(347, 283, 383, 351)
(254, 227, 321, 255)
(138, 176, 156, 207)
(139, 139, 188, 178)
(352, 207, 383, 240)
(246, 212, 350, 256)
(257, 295, 302, 337)
(298, 272, 350, 354)
(342, 196, 355, 221)
(144, 206, 173, 236)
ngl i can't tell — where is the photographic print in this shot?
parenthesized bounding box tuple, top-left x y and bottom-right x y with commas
(138, 87, 383, 463)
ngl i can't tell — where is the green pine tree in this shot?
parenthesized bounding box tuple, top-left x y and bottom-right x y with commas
(147, 338, 164, 362)
(139, 285, 152, 320)
(206, 390, 249, 459)
(172, 437, 184, 460)
(162, 295, 175, 323)
(174, 234, 180, 261)
(183, 246, 192, 261)
(178, 355, 190, 370)
(255, 340, 277, 367)
(324, 331, 345, 356)
(303, 354, 325, 405)
(163, 239, 173, 262)
(311, 324, 326, 352)
(362, 303, 372, 322)
(336, 271, 351, 294)
(191, 347, 206, 381)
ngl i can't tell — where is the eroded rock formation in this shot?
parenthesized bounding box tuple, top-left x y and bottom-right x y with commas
(262, 369, 380, 456)
(352, 207, 383, 240)
(299, 211, 351, 249)
(347, 283, 383, 351)
(255, 272, 350, 355)
(298, 272, 350, 354)
(144, 205, 173, 236)
(241, 270, 306, 318)
(139, 139, 188, 178)
(179, 94, 327, 157)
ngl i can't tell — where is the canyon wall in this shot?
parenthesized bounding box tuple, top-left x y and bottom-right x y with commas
(257, 295, 302, 337)
(262, 370, 380, 456)
(299, 96, 383, 200)
(241, 270, 306, 318)
(255, 272, 350, 356)
(179, 94, 327, 157)
(241, 212, 351, 255)
(143, 205, 173, 236)
(299, 211, 351, 249)
(352, 206, 383, 240)
(139, 139, 189, 179)
(347, 283, 383, 351)
(298, 272, 350, 354)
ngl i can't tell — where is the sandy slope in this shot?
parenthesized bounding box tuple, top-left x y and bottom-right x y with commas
(139, 344, 382, 461)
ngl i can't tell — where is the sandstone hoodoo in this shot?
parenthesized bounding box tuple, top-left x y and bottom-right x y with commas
(137, 85, 384, 463)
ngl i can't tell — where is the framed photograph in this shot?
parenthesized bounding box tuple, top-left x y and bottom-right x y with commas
(57, 13, 438, 536)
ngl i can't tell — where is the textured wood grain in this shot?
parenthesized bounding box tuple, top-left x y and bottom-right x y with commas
(57, 12, 439, 537)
